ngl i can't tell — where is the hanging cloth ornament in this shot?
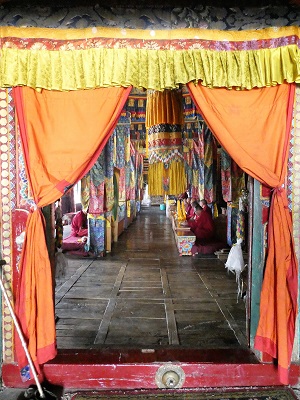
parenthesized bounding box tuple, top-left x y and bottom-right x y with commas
(146, 89, 186, 196)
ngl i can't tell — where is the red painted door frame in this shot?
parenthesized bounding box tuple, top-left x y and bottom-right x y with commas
(3, 349, 300, 389)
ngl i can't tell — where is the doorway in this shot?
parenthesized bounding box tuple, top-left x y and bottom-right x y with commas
(3, 85, 293, 391)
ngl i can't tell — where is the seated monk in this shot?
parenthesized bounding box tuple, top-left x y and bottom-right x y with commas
(200, 198, 213, 217)
(184, 197, 192, 217)
(188, 204, 214, 241)
(186, 200, 199, 220)
(178, 192, 188, 200)
(62, 209, 89, 255)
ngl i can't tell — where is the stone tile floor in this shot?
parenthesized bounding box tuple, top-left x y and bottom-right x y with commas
(55, 207, 247, 350)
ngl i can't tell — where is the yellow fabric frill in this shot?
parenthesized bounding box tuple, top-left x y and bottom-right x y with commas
(0, 23, 300, 91)
(1, 46, 298, 91)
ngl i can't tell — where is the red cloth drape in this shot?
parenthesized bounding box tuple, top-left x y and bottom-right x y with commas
(187, 81, 297, 384)
(13, 85, 131, 380)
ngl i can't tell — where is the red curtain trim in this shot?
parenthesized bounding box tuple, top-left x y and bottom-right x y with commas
(278, 365, 289, 386)
(254, 335, 277, 358)
(287, 256, 298, 359)
(56, 179, 72, 194)
(37, 342, 57, 366)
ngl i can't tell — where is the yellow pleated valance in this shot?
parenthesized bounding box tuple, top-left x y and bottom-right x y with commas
(0, 26, 299, 91)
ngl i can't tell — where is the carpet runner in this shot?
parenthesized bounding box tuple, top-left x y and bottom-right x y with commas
(70, 387, 297, 399)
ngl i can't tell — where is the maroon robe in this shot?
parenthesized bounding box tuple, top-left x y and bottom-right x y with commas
(186, 205, 195, 220)
(188, 211, 214, 241)
(62, 210, 88, 252)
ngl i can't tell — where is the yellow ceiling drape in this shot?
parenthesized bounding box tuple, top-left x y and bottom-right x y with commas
(146, 90, 184, 128)
(146, 89, 186, 196)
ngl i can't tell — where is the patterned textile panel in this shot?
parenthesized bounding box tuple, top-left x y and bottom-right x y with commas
(148, 124, 184, 165)
(227, 205, 239, 246)
(115, 125, 127, 169)
(125, 161, 131, 201)
(81, 174, 90, 212)
(89, 181, 105, 215)
(221, 148, 232, 203)
(203, 127, 216, 204)
(191, 140, 201, 199)
(104, 135, 114, 180)
(88, 215, 105, 256)
(182, 93, 201, 120)
(104, 134, 115, 213)
(198, 127, 205, 201)
(90, 152, 105, 187)
(231, 161, 245, 202)
(130, 123, 146, 141)
(126, 97, 146, 122)
(182, 121, 200, 139)
(119, 168, 126, 203)
(118, 202, 126, 220)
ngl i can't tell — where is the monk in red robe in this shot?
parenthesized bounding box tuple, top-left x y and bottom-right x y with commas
(200, 199, 213, 217)
(62, 210, 88, 254)
(188, 204, 214, 241)
(186, 199, 198, 220)
(184, 196, 192, 213)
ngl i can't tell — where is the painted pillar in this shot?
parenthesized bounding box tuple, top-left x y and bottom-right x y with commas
(249, 179, 264, 350)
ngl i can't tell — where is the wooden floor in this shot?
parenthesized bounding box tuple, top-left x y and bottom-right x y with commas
(55, 206, 248, 350)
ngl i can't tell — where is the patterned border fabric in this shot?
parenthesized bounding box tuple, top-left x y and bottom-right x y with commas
(148, 124, 184, 165)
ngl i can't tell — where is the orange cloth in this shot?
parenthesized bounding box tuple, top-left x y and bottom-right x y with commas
(187, 81, 297, 384)
(15, 209, 57, 377)
(14, 86, 131, 207)
(13, 85, 131, 380)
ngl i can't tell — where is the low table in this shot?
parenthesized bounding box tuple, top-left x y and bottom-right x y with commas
(172, 217, 196, 256)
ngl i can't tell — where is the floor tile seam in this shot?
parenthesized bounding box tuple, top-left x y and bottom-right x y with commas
(94, 265, 127, 344)
(213, 302, 248, 347)
(61, 297, 223, 302)
(55, 260, 95, 305)
(108, 317, 165, 321)
(120, 284, 163, 286)
(197, 273, 248, 347)
(161, 268, 180, 345)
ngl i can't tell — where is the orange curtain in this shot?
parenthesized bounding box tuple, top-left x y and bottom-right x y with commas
(187, 81, 297, 384)
(14, 86, 131, 207)
(12, 85, 131, 380)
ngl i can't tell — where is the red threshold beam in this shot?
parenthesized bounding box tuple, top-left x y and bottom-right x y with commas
(3, 349, 299, 389)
